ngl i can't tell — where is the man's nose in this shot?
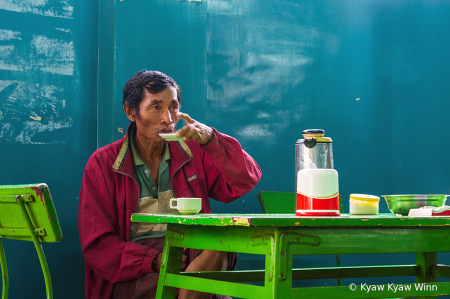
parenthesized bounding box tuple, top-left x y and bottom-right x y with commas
(161, 109, 173, 124)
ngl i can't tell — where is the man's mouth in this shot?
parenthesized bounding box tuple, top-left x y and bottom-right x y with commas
(160, 128, 174, 133)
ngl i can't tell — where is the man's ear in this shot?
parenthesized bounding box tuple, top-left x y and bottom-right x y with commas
(123, 103, 136, 122)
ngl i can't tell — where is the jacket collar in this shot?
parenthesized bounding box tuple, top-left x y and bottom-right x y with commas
(168, 138, 193, 177)
(113, 123, 193, 176)
(112, 124, 134, 176)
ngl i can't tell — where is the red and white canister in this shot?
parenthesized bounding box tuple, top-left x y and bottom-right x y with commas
(296, 169, 340, 216)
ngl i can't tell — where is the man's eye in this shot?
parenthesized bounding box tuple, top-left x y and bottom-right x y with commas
(151, 106, 160, 110)
(170, 106, 179, 111)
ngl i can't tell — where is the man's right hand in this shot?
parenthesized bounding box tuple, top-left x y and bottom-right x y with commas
(152, 248, 189, 273)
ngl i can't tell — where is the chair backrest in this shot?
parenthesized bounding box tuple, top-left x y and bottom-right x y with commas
(0, 183, 62, 243)
(0, 183, 62, 299)
(258, 191, 344, 214)
(258, 191, 295, 214)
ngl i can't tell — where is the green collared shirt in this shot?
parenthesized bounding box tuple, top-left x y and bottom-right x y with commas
(129, 130, 174, 242)
(130, 131, 172, 199)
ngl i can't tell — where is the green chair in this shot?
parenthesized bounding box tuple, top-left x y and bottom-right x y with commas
(258, 191, 343, 285)
(258, 191, 295, 214)
(258, 191, 344, 214)
(0, 184, 62, 299)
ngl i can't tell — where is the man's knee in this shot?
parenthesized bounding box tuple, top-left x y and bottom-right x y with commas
(197, 250, 229, 271)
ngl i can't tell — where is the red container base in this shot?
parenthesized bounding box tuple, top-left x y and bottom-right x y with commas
(296, 192, 340, 216)
(295, 211, 340, 216)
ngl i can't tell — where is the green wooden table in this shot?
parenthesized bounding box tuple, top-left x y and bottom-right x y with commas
(131, 213, 450, 298)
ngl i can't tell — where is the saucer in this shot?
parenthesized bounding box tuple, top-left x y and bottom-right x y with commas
(159, 133, 183, 141)
(179, 209, 200, 215)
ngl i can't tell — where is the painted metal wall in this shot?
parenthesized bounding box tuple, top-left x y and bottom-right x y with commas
(0, 0, 98, 298)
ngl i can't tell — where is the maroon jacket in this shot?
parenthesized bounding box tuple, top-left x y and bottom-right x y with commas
(78, 126, 262, 299)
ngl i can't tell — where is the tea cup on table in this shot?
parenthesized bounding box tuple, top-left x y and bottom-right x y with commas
(170, 198, 202, 215)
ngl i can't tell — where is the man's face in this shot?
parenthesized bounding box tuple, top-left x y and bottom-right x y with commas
(132, 87, 180, 143)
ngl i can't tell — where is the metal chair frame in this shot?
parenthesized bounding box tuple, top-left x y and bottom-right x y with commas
(0, 184, 62, 299)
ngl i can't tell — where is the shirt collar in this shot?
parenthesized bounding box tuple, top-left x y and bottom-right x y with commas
(163, 142, 171, 162)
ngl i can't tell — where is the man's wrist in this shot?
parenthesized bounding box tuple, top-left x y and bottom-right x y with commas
(200, 128, 215, 145)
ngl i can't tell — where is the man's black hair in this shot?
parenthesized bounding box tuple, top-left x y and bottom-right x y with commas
(122, 70, 181, 113)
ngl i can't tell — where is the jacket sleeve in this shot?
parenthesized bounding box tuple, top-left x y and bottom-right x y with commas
(78, 159, 160, 283)
(200, 128, 262, 203)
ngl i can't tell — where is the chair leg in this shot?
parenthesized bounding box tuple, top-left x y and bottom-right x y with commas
(0, 239, 8, 299)
(17, 196, 53, 299)
(335, 254, 341, 286)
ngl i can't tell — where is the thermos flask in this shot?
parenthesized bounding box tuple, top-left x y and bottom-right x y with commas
(295, 129, 340, 216)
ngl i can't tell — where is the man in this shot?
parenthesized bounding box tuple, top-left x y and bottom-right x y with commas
(78, 70, 262, 299)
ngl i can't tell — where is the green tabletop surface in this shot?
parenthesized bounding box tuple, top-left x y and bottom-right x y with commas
(131, 213, 450, 227)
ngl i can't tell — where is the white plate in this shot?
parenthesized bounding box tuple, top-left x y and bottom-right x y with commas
(159, 133, 183, 141)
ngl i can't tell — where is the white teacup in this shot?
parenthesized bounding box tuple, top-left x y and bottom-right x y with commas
(170, 198, 202, 215)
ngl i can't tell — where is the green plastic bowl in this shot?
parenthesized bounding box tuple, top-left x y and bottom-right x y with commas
(382, 194, 448, 216)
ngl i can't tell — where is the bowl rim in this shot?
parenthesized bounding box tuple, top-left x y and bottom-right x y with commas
(382, 194, 448, 197)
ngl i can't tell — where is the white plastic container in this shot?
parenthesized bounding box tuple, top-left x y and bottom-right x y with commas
(349, 194, 380, 215)
(296, 169, 340, 216)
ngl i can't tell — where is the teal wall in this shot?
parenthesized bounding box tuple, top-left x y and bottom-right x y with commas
(0, 0, 98, 298)
(1, 0, 450, 297)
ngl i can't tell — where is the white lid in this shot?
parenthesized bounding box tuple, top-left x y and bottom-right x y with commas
(350, 194, 380, 202)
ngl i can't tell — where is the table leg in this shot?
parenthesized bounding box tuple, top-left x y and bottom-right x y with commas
(416, 252, 437, 299)
(156, 235, 184, 299)
(264, 230, 293, 298)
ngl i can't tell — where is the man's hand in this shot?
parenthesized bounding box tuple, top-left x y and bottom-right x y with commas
(152, 248, 189, 273)
(175, 112, 214, 145)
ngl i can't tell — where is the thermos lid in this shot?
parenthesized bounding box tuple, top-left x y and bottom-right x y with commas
(301, 129, 332, 143)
